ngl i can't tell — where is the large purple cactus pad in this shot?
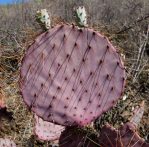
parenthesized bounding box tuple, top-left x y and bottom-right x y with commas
(20, 24, 125, 126)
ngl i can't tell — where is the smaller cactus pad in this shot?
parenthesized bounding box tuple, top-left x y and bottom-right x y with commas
(20, 24, 125, 126)
(0, 138, 16, 147)
(99, 123, 149, 147)
(34, 114, 64, 141)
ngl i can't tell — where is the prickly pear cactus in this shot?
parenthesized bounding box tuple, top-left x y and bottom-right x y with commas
(99, 123, 149, 147)
(20, 24, 125, 126)
(99, 102, 148, 147)
(0, 138, 16, 147)
(34, 114, 64, 141)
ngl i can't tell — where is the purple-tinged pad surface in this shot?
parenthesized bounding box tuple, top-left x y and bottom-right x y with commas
(99, 123, 149, 147)
(59, 127, 99, 147)
(34, 114, 64, 141)
(20, 24, 125, 126)
(0, 138, 16, 147)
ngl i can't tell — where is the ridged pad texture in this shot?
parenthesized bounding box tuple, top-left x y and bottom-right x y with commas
(34, 114, 64, 141)
(20, 24, 125, 126)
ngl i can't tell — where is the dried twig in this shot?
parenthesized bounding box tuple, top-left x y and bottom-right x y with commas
(128, 25, 149, 82)
(117, 13, 149, 34)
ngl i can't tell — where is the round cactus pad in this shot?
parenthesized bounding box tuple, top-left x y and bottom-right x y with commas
(20, 24, 125, 126)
